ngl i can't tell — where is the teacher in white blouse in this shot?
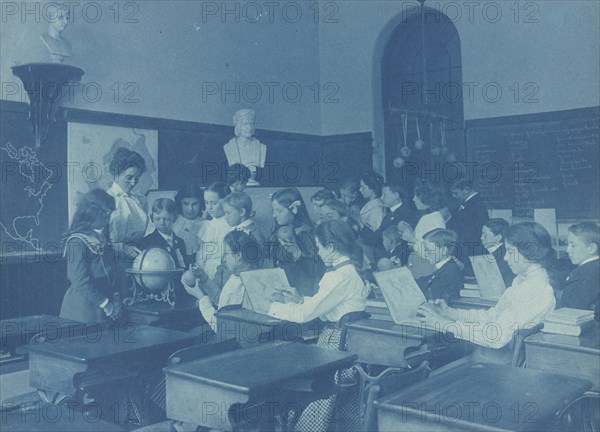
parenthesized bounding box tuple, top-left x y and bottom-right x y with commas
(106, 147, 148, 262)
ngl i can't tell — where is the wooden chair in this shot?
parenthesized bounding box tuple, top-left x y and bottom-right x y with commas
(362, 361, 431, 432)
(511, 324, 543, 367)
(338, 310, 371, 350)
(556, 391, 600, 432)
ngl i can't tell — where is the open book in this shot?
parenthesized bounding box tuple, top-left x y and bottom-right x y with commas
(239, 268, 299, 315)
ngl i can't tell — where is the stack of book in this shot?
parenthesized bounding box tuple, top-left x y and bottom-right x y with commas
(542, 308, 596, 336)
(459, 282, 481, 298)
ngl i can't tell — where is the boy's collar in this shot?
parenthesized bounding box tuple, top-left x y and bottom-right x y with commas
(389, 202, 403, 212)
(580, 256, 599, 266)
(435, 256, 453, 269)
(157, 230, 174, 242)
(236, 219, 252, 229)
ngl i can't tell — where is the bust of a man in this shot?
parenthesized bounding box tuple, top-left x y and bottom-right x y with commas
(223, 109, 267, 185)
(40, 4, 71, 63)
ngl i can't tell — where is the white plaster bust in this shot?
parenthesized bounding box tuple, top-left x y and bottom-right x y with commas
(223, 109, 267, 185)
(40, 4, 71, 63)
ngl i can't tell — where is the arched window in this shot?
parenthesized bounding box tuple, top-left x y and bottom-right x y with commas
(381, 6, 464, 185)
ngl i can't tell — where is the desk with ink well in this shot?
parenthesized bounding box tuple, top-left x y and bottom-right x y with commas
(525, 322, 600, 391)
(215, 307, 322, 346)
(352, 271, 473, 372)
(345, 319, 444, 369)
(164, 341, 356, 431)
(26, 324, 196, 425)
(0, 315, 85, 407)
(374, 362, 593, 432)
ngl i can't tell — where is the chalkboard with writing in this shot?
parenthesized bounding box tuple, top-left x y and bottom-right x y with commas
(466, 107, 599, 218)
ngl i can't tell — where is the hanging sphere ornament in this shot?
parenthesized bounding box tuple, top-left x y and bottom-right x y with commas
(400, 146, 412, 158)
(393, 157, 405, 168)
(431, 146, 441, 156)
(414, 116, 425, 150)
(446, 152, 457, 163)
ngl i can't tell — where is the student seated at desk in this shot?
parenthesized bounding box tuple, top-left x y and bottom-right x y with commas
(560, 222, 600, 321)
(267, 219, 369, 324)
(398, 179, 447, 279)
(378, 225, 411, 270)
(417, 222, 556, 365)
(357, 171, 387, 262)
(338, 177, 367, 233)
(267, 219, 369, 432)
(480, 218, 515, 288)
(182, 231, 259, 333)
(415, 228, 463, 302)
(311, 189, 337, 225)
(267, 188, 324, 296)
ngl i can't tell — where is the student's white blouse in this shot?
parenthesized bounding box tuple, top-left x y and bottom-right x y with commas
(196, 216, 232, 279)
(414, 211, 446, 240)
(198, 274, 250, 333)
(268, 260, 369, 323)
(359, 198, 386, 231)
(173, 216, 205, 256)
(451, 265, 555, 349)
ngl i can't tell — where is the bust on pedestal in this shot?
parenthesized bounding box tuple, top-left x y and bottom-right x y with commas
(223, 109, 267, 186)
(40, 4, 72, 63)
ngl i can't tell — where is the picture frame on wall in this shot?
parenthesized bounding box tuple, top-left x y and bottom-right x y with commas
(67, 122, 159, 224)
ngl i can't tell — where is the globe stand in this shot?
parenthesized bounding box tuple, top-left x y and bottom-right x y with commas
(124, 269, 184, 308)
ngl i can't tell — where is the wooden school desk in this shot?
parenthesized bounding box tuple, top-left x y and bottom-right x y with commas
(28, 325, 196, 400)
(1, 402, 127, 432)
(214, 307, 322, 346)
(374, 362, 593, 432)
(164, 341, 357, 431)
(1, 316, 84, 406)
(1, 315, 83, 364)
(344, 319, 450, 369)
(450, 296, 498, 310)
(525, 323, 600, 391)
(126, 300, 203, 331)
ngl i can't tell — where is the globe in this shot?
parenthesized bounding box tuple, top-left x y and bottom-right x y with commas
(131, 248, 178, 291)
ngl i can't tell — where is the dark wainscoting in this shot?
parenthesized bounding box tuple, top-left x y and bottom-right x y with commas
(0, 100, 372, 319)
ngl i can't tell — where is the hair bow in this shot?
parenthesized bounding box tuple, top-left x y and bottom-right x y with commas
(288, 200, 301, 215)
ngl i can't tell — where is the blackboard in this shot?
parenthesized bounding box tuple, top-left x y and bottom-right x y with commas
(466, 107, 600, 218)
(1, 101, 373, 256)
(0, 101, 68, 256)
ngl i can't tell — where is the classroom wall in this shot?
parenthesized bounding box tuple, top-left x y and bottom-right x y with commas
(2, 1, 598, 167)
(0, 0, 322, 134)
(317, 0, 600, 170)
